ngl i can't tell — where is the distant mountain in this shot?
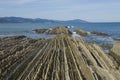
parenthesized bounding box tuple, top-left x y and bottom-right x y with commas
(66, 19, 88, 23)
(0, 17, 88, 23)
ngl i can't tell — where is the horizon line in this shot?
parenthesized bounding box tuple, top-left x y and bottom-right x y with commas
(0, 16, 120, 23)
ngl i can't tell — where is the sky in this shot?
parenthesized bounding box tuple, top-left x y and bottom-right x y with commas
(0, 0, 120, 22)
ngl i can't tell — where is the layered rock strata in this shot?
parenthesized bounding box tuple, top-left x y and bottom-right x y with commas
(0, 35, 120, 80)
(91, 31, 110, 36)
(33, 26, 72, 35)
(0, 27, 120, 80)
(32, 29, 48, 34)
(74, 29, 88, 36)
(110, 41, 120, 66)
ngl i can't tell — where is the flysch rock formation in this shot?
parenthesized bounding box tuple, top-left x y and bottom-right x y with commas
(110, 41, 120, 66)
(91, 31, 110, 36)
(32, 29, 48, 34)
(110, 41, 120, 56)
(74, 29, 88, 37)
(33, 26, 72, 35)
(0, 27, 120, 80)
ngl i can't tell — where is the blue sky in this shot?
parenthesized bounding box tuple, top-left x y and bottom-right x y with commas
(0, 0, 120, 22)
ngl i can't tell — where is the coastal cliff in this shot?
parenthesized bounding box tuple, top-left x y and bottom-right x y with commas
(0, 27, 120, 80)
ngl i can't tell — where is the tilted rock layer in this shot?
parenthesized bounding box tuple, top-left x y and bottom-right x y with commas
(74, 29, 88, 36)
(111, 41, 120, 56)
(91, 31, 110, 36)
(33, 26, 72, 35)
(0, 28, 120, 80)
(110, 41, 120, 66)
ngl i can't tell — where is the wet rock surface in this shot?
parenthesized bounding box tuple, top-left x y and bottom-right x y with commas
(0, 27, 120, 80)
(74, 29, 88, 36)
(91, 31, 110, 36)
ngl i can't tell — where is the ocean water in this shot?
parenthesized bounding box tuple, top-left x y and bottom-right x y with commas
(73, 22, 120, 38)
(0, 23, 59, 38)
(0, 22, 120, 49)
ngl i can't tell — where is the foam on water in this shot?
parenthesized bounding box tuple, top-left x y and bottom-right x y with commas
(72, 32, 81, 37)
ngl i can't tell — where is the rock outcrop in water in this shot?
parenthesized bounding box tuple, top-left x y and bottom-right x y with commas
(46, 26, 72, 35)
(33, 29, 48, 34)
(113, 38, 120, 41)
(33, 26, 72, 35)
(101, 43, 112, 50)
(91, 31, 110, 36)
(0, 27, 120, 80)
(74, 29, 88, 36)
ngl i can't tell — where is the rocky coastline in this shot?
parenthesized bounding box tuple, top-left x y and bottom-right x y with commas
(0, 26, 120, 80)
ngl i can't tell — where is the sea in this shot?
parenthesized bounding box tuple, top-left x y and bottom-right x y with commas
(0, 22, 120, 52)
